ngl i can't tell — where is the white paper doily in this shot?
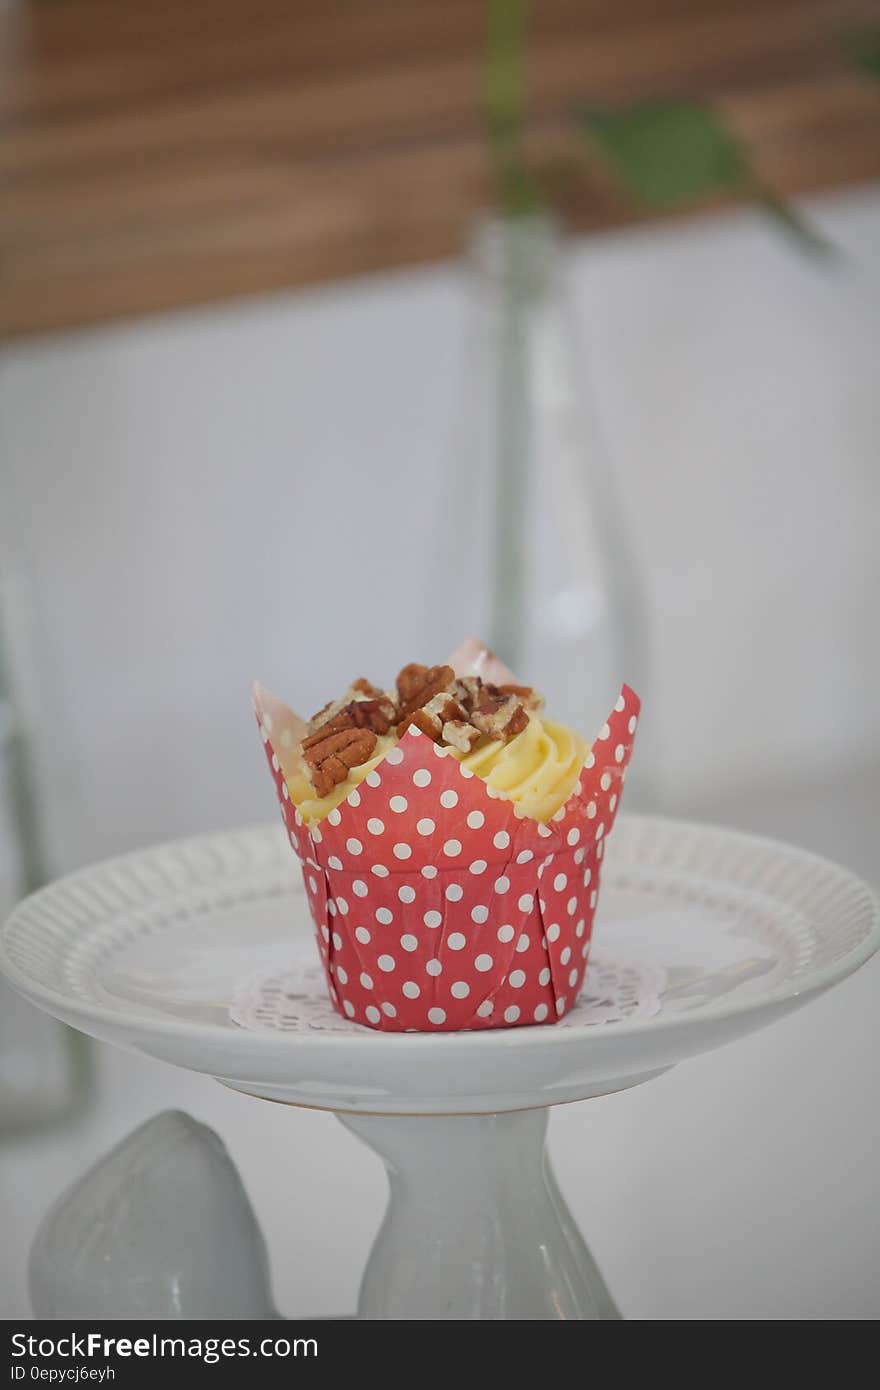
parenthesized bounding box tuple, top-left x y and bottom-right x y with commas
(229, 948, 666, 1035)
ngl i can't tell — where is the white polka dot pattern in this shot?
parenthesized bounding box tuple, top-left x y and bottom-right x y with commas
(253, 682, 641, 1031)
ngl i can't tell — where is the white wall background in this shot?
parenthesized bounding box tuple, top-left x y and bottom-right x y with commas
(1, 184, 878, 1319)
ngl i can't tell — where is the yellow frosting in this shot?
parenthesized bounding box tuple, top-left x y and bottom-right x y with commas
(450, 716, 588, 823)
(288, 717, 587, 826)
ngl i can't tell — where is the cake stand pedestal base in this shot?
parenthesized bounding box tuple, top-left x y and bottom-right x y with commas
(338, 1109, 620, 1320)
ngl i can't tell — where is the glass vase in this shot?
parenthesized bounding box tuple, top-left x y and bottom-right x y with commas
(456, 212, 653, 802)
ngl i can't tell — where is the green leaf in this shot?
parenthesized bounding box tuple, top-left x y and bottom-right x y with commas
(576, 100, 748, 208)
(574, 98, 834, 257)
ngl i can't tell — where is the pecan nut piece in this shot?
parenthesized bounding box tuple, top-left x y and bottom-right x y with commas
(404, 709, 443, 741)
(442, 719, 482, 753)
(470, 689, 530, 742)
(491, 682, 544, 714)
(307, 697, 346, 735)
(443, 676, 481, 720)
(398, 692, 467, 740)
(301, 726, 377, 798)
(309, 693, 396, 739)
(351, 677, 387, 699)
(395, 663, 457, 720)
(346, 696, 397, 734)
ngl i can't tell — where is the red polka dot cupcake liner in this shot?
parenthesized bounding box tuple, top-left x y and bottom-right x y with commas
(253, 682, 640, 1031)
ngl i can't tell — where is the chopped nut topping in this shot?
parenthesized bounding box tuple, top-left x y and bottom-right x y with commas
(405, 708, 445, 741)
(351, 697, 397, 734)
(470, 688, 530, 741)
(442, 719, 482, 753)
(452, 676, 482, 711)
(308, 683, 396, 737)
(299, 659, 540, 796)
(398, 691, 467, 740)
(307, 698, 396, 741)
(307, 697, 346, 735)
(396, 663, 457, 720)
(351, 677, 386, 698)
(502, 703, 530, 738)
(492, 682, 544, 714)
(301, 726, 378, 798)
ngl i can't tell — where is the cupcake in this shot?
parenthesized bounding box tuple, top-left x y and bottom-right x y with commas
(253, 640, 639, 1031)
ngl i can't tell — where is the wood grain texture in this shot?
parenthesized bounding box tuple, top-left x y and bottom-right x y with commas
(2, 0, 879, 338)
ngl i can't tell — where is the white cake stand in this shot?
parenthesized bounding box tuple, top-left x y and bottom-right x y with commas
(2, 816, 877, 1320)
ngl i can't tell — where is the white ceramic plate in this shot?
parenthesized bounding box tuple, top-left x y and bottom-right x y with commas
(2, 817, 877, 1113)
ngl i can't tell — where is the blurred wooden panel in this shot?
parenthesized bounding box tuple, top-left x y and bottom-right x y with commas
(1, 0, 879, 337)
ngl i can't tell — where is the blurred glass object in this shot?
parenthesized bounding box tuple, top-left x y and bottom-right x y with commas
(460, 213, 655, 803)
(30, 1111, 279, 1319)
(0, 601, 89, 1134)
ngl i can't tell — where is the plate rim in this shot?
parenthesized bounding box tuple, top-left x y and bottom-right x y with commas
(1, 815, 878, 1056)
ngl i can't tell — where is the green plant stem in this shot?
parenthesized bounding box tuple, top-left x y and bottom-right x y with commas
(750, 182, 836, 259)
(484, 0, 538, 213)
